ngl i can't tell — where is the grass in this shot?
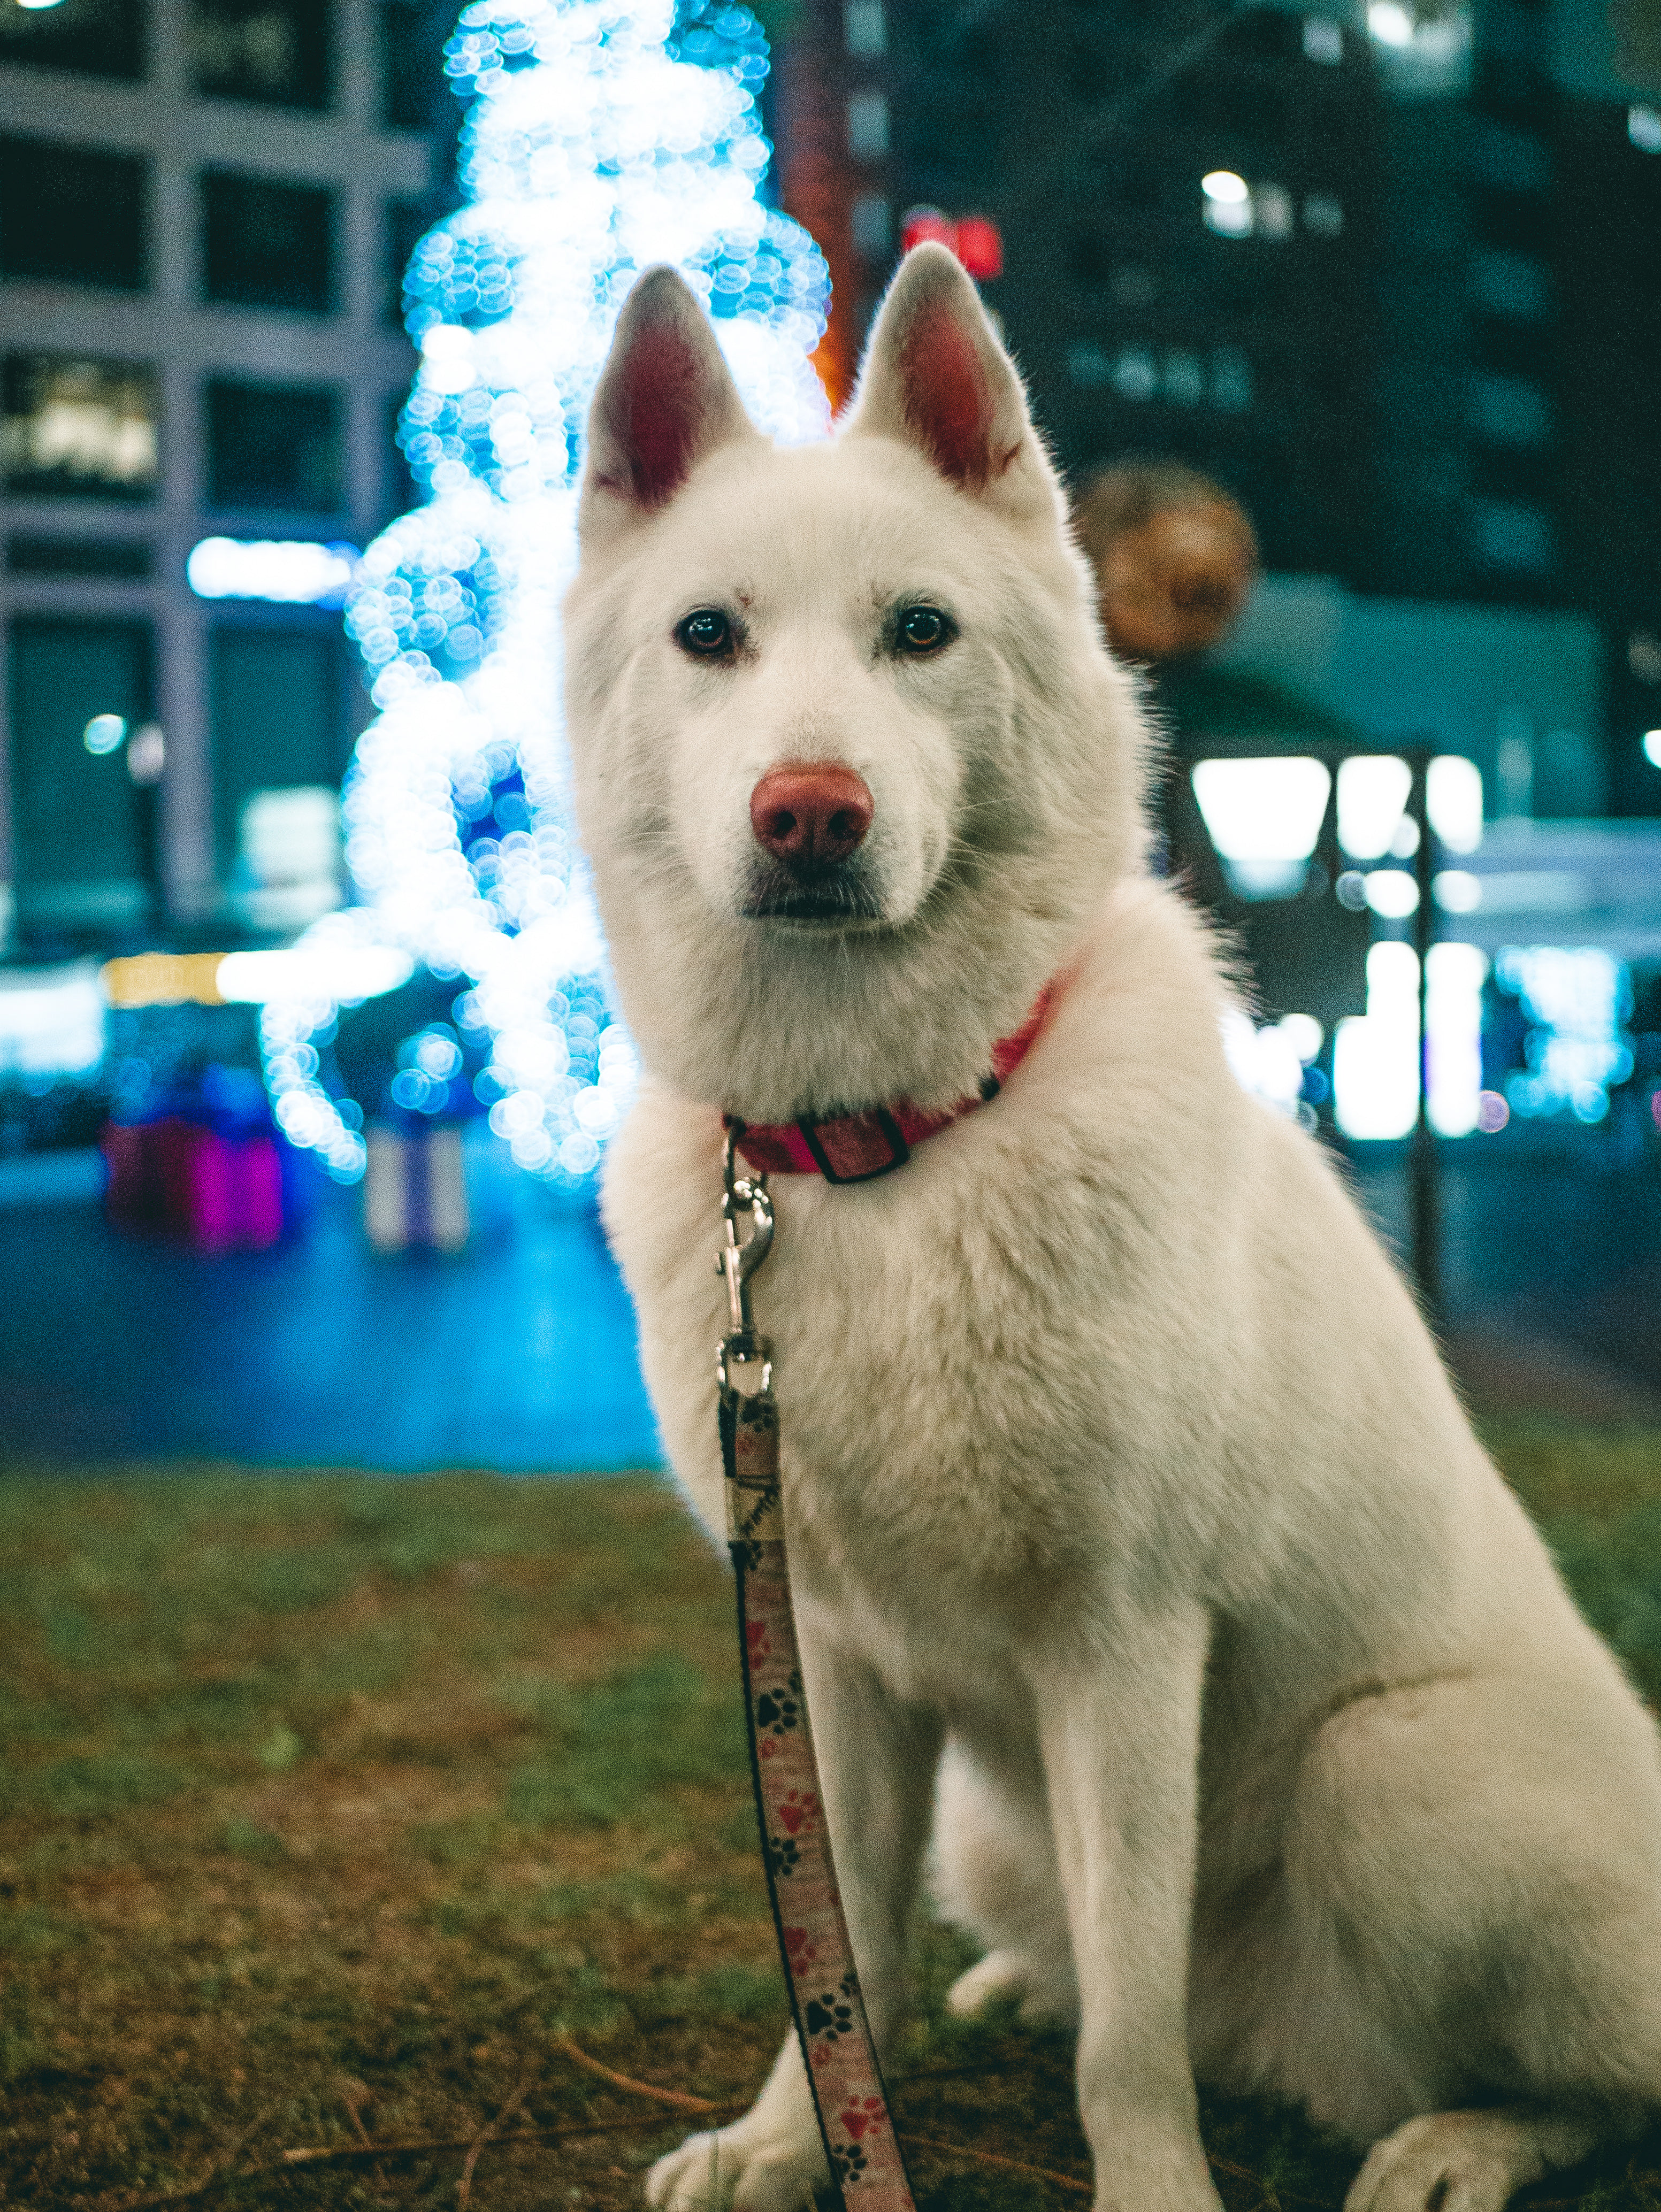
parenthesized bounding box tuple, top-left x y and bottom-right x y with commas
(3, 1429, 1661, 2210)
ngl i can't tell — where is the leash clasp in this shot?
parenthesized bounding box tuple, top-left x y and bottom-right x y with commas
(718, 1126, 774, 1395)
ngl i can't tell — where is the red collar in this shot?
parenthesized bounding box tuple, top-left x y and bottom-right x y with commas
(726, 985, 1054, 1185)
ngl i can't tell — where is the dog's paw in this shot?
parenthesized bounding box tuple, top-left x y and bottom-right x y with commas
(646, 2122, 828, 2212)
(1343, 2110, 1567, 2212)
(947, 1947, 1076, 2026)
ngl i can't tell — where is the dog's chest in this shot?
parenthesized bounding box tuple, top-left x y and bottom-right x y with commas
(604, 1090, 1169, 1609)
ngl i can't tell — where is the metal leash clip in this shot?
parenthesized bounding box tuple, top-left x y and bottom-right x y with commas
(717, 1125, 774, 1398)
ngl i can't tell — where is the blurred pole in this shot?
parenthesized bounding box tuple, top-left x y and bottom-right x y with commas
(1407, 746, 1439, 1316)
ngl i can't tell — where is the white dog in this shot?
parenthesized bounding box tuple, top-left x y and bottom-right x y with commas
(563, 242, 1661, 2212)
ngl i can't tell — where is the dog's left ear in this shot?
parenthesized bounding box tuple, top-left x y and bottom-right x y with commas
(843, 242, 1060, 526)
(580, 265, 761, 548)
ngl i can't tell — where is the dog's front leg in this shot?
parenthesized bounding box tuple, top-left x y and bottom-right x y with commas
(1028, 1603, 1223, 2212)
(647, 1625, 942, 2212)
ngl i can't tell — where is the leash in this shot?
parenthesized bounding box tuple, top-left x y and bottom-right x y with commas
(717, 1130, 918, 2210)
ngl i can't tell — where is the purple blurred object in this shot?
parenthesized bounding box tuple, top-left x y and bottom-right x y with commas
(103, 1117, 284, 1251)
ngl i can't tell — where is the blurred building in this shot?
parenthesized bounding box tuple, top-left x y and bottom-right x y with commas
(808, 0, 1661, 815)
(0, 0, 451, 954)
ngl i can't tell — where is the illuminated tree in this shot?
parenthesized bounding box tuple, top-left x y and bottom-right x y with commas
(264, 0, 829, 1185)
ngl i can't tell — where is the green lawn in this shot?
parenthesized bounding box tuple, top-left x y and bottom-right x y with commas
(4, 1428, 1661, 2210)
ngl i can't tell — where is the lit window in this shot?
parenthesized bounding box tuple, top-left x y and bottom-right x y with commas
(1303, 193, 1343, 237)
(1202, 170, 1251, 237)
(1211, 346, 1252, 410)
(1427, 754, 1483, 853)
(1303, 16, 1343, 62)
(846, 89, 888, 160)
(2, 355, 159, 500)
(1470, 496, 1555, 574)
(1365, 0, 1471, 93)
(1469, 248, 1549, 319)
(189, 0, 331, 109)
(1112, 345, 1158, 401)
(851, 193, 890, 257)
(1334, 942, 1420, 1140)
(1337, 755, 1411, 859)
(1629, 105, 1661, 153)
(1192, 757, 1331, 900)
(1164, 349, 1204, 406)
(844, 0, 884, 58)
(1495, 946, 1631, 1125)
(1067, 342, 1110, 389)
(1467, 371, 1551, 448)
(1201, 173, 1293, 241)
(1253, 184, 1292, 239)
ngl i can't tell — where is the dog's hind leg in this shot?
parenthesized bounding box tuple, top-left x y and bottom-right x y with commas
(931, 1737, 1078, 2025)
(1269, 1666, 1661, 2211)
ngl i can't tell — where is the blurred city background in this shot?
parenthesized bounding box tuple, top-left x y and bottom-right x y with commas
(0, 0, 1658, 1467)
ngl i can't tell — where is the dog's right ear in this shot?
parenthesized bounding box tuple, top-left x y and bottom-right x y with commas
(579, 266, 760, 548)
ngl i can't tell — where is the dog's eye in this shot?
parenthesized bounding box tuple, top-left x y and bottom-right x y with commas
(676, 609, 734, 659)
(897, 605, 953, 655)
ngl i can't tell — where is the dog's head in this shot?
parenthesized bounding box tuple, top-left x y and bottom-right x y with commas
(564, 243, 1150, 1120)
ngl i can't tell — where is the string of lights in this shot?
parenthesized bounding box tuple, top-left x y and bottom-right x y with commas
(263, 0, 830, 1187)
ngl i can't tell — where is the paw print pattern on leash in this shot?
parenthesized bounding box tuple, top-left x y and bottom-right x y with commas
(804, 1980, 856, 2040)
(727, 1539, 916, 2203)
(754, 1680, 800, 1734)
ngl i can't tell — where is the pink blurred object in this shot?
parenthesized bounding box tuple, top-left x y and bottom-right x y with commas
(103, 1117, 284, 1251)
(899, 207, 1003, 279)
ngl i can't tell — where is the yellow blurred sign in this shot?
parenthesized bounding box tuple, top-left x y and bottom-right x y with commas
(101, 953, 229, 1009)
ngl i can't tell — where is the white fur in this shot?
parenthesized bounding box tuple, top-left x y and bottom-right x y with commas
(563, 247, 1661, 2212)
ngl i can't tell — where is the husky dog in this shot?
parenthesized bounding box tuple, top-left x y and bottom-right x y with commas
(562, 243, 1661, 2212)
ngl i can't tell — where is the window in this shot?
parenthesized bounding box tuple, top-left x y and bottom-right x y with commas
(0, 139, 148, 292)
(844, 0, 885, 56)
(210, 626, 350, 879)
(189, 0, 331, 108)
(202, 171, 335, 312)
(2, 356, 159, 501)
(7, 534, 154, 578)
(1468, 372, 1551, 448)
(847, 90, 889, 160)
(206, 379, 343, 512)
(7, 617, 155, 927)
(1469, 248, 1549, 319)
(851, 194, 890, 257)
(1470, 495, 1555, 573)
(379, 0, 456, 129)
(1066, 341, 1254, 413)
(0, 0, 143, 80)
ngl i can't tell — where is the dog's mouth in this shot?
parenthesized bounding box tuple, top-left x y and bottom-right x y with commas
(741, 865, 885, 927)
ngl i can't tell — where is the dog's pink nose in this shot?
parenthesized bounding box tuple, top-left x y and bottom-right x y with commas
(749, 765, 874, 869)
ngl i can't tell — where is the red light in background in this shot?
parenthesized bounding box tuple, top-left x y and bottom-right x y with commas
(953, 216, 1004, 279)
(900, 205, 955, 254)
(899, 206, 1003, 280)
